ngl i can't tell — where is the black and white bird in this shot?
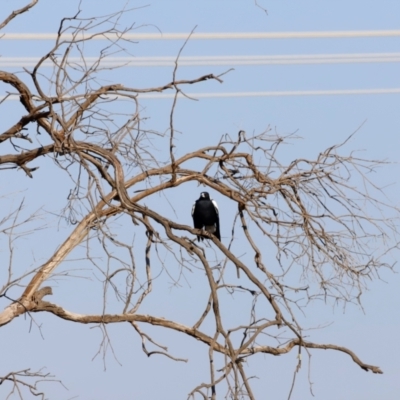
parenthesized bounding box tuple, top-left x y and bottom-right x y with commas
(191, 192, 221, 241)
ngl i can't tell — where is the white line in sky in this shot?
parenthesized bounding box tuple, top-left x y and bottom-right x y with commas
(139, 89, 400, 98)
(1, 53, 400, 67)
(1, 89, 400, 102)
(2, 30, 400, 40)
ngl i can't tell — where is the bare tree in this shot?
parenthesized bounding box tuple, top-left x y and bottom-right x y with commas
(0, 2, 399, 399)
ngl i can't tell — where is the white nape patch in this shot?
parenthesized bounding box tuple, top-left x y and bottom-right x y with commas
(205, 225, 216, 233)
(212, 199, 219, 214)
(191, 203, 195, 216)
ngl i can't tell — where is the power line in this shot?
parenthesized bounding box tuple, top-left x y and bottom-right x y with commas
(1, 88, 399, 102)
(1, 53, 400, 67)
(2, 30, 400, 41)
(139, 88, 400, 98)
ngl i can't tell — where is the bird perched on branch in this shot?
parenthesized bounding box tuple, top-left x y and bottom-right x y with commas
(191, 192, 221, 241)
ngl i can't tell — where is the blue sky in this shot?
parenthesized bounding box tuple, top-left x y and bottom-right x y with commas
(0, 1, 399, 399)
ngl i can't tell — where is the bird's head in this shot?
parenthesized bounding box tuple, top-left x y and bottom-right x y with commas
(200, 192, 210, 199)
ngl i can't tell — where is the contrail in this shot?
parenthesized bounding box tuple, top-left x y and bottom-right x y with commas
(2, 30, 400, 41)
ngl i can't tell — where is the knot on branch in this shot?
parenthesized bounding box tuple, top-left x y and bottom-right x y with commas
(32, 287, 53, 304)
(238, 202, 246, 212)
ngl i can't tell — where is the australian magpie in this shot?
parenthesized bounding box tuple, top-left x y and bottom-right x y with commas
(191, 192, 221, 241)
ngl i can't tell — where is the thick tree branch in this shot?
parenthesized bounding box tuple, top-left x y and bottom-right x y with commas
(25, 299, 382, 374)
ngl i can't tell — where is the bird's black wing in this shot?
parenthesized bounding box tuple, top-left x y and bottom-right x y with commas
(212, 199, 221, 241)
(214, 216, 221, 241)
(192, 201, 204, 241)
